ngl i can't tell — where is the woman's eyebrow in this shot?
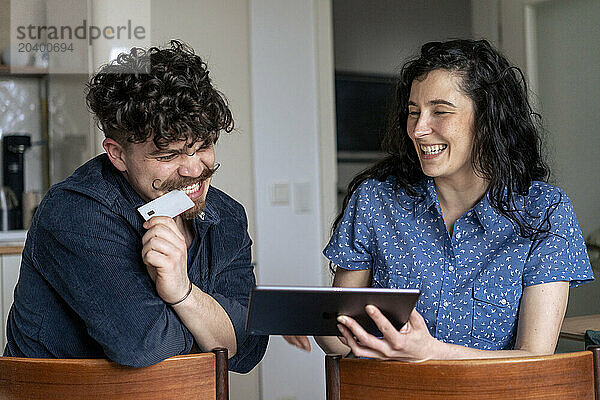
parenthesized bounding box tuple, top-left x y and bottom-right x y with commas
(408, 99, 457, 107)
(429, 99, 456, 107)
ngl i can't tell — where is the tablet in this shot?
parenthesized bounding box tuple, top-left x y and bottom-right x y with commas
(245, 286, 420, 336)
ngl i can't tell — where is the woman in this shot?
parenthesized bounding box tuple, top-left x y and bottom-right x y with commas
(285, 39, 593, 360)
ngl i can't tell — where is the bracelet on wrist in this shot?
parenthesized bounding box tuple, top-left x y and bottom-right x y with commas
(166, 280, 193, 306)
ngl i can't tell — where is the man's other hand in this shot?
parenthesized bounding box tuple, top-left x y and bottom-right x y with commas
(283, 335, 311, 352)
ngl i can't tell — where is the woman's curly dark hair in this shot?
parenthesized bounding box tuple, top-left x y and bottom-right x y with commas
(86, 40, 234, 149)
(334, 39, 553, 245)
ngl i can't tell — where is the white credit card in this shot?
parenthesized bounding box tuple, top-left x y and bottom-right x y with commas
(137, 190, 195, 221)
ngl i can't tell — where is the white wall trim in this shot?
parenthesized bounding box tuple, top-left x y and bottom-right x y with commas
(314, 0, 337, 286)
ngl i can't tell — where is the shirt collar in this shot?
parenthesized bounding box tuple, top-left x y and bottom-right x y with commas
(192, 188, 220, 241)
(107, 158, 147, 209)
(473, 191, 522, 234)
(412, 177, 520, 234)
(413, 178, 438, 218)
(198, 188, 220, 225)
(473, 194, 499, 232)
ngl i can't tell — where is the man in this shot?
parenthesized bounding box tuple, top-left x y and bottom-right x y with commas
(4, 40, 267, 373)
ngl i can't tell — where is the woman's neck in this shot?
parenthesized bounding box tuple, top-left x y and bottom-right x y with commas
(434, 174, 489, 236)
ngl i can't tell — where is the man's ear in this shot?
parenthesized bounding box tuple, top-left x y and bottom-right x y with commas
(103, 138, 128, 172)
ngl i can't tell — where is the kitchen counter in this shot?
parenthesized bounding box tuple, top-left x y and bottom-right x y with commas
(0, 245, 24, 255)
(0, 230, 26, 255)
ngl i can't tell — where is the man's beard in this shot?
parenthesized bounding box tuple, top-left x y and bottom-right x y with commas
(180, 198, 206, 220)
(151, 163, 219, 220)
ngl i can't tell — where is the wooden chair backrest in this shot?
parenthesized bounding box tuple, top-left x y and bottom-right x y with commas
(592, 345, 600, 399)
(0, 348, 228, 400)
(327, 347, 600, 400)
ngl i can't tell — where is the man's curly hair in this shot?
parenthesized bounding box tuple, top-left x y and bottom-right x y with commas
(86, 40, 234, 149)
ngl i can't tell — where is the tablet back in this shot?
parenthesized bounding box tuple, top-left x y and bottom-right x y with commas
(246, 286, 420, 336)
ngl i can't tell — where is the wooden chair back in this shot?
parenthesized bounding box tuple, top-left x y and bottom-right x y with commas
(326, 346, 600, 400)
(0, 348, 228, 400)
(592, 345, 600, 399)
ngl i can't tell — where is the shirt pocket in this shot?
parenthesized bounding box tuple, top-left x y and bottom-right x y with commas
(372, 257, 422, 290)
(471, 280, 522, 348)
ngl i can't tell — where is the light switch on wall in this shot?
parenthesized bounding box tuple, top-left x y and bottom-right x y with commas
(293, 181, 312, 213)
(270, 182, 290, 205)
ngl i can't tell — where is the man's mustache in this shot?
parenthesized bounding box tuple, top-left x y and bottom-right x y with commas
(151, 163, 220, 191)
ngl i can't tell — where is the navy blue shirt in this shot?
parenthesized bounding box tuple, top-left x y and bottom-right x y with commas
(4, 154, 267, 372)
(324, 177, 593, 349)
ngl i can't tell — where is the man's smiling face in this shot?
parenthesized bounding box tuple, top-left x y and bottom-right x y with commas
(110, 137, 216, 219)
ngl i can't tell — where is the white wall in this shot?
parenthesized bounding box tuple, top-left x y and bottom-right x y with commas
(533, 0, 600, 237)
(333, 0, 473, 75)
(531, 0, 600, 345)
(250, 0, 335, 399)
(471, 0, 499, 46)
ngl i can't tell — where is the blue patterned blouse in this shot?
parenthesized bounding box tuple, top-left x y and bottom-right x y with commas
(324, 176, 594, 350)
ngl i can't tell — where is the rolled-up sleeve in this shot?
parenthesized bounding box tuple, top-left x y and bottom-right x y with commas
(524, 193, 594, 288)
(323, 179, 375, 270)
